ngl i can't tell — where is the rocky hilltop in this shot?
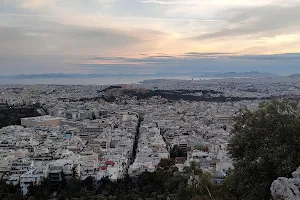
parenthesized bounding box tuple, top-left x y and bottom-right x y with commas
(271, 167, 300, 200)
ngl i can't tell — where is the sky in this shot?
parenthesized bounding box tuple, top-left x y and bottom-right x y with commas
(1, 0, 300, 75)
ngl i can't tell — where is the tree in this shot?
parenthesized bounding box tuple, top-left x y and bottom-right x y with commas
(82, 176, 94, 191)
(26, 178, 52, 199)
(227, 100, 300, 200)
(170, 145, 187, 158)
(158, 158, 175, 170)
(1, 160, 221, 200)
(0, 181, 22, 200)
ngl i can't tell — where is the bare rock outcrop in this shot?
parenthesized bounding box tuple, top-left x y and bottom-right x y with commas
(271, 167, 300, 200)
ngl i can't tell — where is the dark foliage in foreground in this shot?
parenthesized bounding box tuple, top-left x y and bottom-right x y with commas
(225, 100, 300, 200)
(0, 181, 22, 200)
(2, 160, 230, 200)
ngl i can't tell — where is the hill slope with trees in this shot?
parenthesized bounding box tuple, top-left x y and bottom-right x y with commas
(224, 100, 300, 200)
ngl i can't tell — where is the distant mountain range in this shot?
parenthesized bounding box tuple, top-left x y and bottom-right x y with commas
(0, 71, 278, 79)
(0, 73, 151, 79)
(288, 74, 300, 78)
(197, 71, 278, 78)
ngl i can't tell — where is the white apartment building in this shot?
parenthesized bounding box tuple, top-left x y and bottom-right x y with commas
(20, 168, 45, 196)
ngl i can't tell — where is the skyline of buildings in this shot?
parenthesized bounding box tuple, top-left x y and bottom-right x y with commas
(1, 76, 300, 196)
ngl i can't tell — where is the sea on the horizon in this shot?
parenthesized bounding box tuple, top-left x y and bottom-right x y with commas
(0, 76, 223, 85)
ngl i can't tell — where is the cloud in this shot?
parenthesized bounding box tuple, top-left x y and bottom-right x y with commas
(140, 0, 201, 5)
(20, 0, 50, 9)
(83, 52, 300, 65)
(74, 53, 300, 75)
(192, 4, 300, 40)
(184, 52, 236, 57)
(0, 16, 145, 56)
(231, 53, 300, 61)
(1, 0, 300, 76)
(1, 53, 300, 75)
(139, 0, 276, 6)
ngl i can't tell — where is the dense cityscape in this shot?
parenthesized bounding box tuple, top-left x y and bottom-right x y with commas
(2, 0, 300, 199)
(1, 76, 300, 199)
